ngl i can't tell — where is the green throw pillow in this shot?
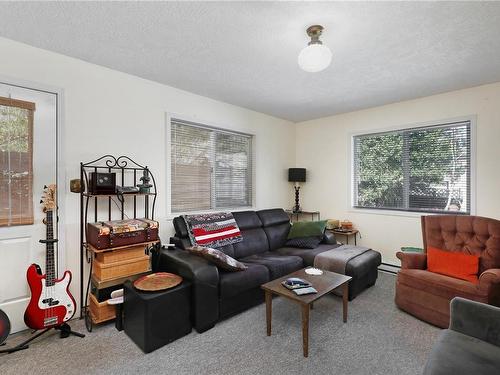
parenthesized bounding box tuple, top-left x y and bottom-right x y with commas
(287, 220, 327, 239)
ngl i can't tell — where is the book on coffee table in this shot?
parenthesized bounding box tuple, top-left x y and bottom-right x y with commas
(282, 277, 311, 290)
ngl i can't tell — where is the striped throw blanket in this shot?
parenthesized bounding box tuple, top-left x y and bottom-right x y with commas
(182, 212, 243, 248)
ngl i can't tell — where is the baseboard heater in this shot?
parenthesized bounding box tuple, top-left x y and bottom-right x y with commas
(378, 263, 400, 275)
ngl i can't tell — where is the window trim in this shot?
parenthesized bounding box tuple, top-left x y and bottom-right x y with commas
(166, 112, 256, 217)
(348, 116, 477, 217)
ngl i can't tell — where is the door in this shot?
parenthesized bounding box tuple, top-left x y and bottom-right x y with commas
(0, 82, 58, 333)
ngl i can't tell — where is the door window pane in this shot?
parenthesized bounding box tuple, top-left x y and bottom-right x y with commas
(0, 97, 35, 226)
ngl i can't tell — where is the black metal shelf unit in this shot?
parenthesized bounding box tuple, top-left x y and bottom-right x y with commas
(79, 155, 157, 331)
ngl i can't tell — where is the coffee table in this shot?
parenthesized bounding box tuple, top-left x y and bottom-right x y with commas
(261, 268, 352, 357)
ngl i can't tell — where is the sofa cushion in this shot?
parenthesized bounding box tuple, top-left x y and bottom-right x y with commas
(219, 263, 269, 299)
(287, 220, 327, 239)
(257, 209, 291, 250)
(398, 269, 488, 302)
(240, 252, 303, 279)
(216, 244, 235, 258)
(257, 208, 290, 227)
(186, 246, 247, 272)
(423, 330, 500, 375)
(285, 236, 323, 249)
(232, 211, 262, 230)
(276, 244, 340, 266)
(264, 223, 291, 251)
(232, 228, 269, 259)
(427, 246, 479, 284)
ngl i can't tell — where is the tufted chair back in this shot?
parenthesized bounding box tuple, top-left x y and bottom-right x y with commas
(421, 215, 500, 274)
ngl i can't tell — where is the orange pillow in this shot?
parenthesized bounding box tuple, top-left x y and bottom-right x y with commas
(427, 246, 479, 284)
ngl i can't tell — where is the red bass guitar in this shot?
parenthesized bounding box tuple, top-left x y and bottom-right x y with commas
(24, 185, 76, 330)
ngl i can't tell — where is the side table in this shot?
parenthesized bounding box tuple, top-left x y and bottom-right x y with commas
(123, 280, 192, 353)
(329, 229, 360, 245)
(286, 210, 321, 222)
(401, 246, 424, 253)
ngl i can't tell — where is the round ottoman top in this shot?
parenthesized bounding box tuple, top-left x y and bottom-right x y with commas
(133, 272, 183, 292)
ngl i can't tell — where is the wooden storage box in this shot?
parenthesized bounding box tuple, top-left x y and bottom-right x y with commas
(89, 293, 115, 323)
(95, 245, 146, 264)
(93, 255, 150, 281)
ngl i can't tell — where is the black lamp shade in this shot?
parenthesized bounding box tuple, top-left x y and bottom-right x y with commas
(288, 168, 306, 182)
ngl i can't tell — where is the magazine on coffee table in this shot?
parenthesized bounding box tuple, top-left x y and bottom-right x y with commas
(292, 287, 317, 295)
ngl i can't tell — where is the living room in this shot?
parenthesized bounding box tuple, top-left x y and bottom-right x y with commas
(0, 2, 499, 374)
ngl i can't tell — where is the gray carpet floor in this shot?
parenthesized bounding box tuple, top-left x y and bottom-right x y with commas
(0, 272, 439, 375)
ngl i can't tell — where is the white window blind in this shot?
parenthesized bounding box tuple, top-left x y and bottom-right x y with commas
(170, 119, 253, 213)
(353, 121, 471, 214)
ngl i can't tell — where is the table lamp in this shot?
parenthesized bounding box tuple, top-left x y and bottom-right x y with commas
(288, 168, 306, 213)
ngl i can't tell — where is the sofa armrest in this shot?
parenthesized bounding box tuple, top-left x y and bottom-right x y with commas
(169, 236, 184, 249)
(449, 297, 500, 347)
(479, 268, 500, 305)
(479, 268, 500, 290)
(156, 247, 219, 332)
(322, 231, 337, 245)
(169, 236, 193, 250)
(396, 251, 427, 270)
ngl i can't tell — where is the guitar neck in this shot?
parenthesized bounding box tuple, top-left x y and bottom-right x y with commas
(45, 210, 56, 286)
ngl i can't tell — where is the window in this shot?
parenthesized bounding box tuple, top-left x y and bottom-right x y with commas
(0, 96, 35, 226)
(170, 118, 253, 213)
(352, 120, 471, 214)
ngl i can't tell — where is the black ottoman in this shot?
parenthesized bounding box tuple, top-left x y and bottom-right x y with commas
(344, 250, 381, 300)
(123, 280, 192, 353)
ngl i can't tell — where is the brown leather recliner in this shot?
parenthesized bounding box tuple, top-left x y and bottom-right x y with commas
(395, 215, 500, 328)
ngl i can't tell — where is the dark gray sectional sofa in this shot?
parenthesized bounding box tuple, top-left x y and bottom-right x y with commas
(156, 208, 381, 332)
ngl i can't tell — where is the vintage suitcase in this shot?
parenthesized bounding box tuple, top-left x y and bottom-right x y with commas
(87, 218, 159, 249)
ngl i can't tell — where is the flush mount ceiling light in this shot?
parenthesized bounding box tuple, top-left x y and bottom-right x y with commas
(298, 25, 332, 73)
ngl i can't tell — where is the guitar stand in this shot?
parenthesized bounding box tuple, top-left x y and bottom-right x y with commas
(56, 323, 85, 339)
(0, 323, 85, 354)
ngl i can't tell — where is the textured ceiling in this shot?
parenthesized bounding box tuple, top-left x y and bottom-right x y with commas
(1, 2, 500, 122)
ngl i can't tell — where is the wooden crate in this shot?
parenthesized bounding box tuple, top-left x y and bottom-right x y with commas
(89, 293, 115, 323)
(93, 255, 150, 281)
(95, 245, 146, 264)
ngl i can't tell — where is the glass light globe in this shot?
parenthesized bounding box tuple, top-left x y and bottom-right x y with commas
(298, 44, 332, 73)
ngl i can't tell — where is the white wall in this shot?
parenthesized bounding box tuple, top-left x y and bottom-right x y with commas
(3, 34, 499, 310)
(0, 37, 295, 309)
(295, 82, 500, 265)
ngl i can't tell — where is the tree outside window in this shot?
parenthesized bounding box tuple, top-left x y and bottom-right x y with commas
(353, 121, 471, 214)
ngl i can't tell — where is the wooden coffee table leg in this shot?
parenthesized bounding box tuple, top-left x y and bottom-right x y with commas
(265, 291, 272, 336)
(342, 283, 348, 323)
(302, 303, 310, 357)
